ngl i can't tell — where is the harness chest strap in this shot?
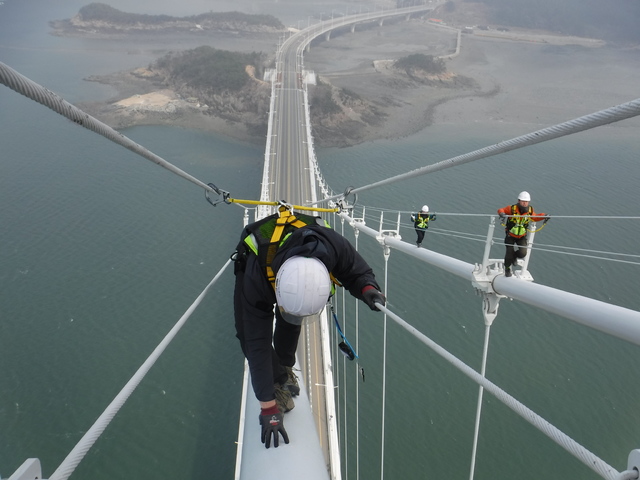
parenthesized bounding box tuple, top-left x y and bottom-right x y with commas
(509, 204, 533, 237)
(265, 210, 308, 288)
(243, 208, 341, 291)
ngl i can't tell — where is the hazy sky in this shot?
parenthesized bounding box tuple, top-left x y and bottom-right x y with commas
(18, 0, 392, 26)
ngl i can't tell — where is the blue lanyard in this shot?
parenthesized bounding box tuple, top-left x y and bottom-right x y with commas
(330, 304, 359, 360)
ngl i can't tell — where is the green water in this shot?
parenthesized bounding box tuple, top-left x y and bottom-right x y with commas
(2, 2, 640, 479)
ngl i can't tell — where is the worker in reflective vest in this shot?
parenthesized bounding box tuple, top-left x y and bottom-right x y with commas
(410, 205, 436, 247)
(232, 206, 385, 448)
(497, 191, 549, 277)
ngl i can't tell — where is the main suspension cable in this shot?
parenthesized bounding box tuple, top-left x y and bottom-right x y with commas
(0, 61, 216, 195)
(315, 97, 640, 204)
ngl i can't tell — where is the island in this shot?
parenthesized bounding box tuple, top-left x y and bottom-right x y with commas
(54, 2, 623, 148)
(50, 3, 284, 36)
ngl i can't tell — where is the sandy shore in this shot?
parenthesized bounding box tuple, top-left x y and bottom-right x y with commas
(82, 20, 639, 146)
(303, 19, 639, 140)
(114, 90, 178, 108)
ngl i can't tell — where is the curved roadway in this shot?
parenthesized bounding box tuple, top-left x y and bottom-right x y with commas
(267, 3, 439, 207)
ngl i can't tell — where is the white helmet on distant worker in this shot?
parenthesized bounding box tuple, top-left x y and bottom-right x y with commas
(517, 191, 531, 202)
(421, 205, 429, 213)
(275, 256, 332, 326)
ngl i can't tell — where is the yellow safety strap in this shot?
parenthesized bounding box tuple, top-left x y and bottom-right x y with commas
(265, 208, 309, 288)
(262, 206, 344, 293)
(227, 198, 339, 213)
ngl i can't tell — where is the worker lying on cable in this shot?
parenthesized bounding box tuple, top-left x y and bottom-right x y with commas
(232, 206, 385, 448)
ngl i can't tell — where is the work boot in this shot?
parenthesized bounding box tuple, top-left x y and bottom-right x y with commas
(504, 267, 512, 277)
(283, 366, 300, 397)
(274, 383, 295, 413)
(417, 242, 421, 248)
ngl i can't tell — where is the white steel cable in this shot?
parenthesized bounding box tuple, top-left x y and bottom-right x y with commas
(48, 260, 232, 480)
(0, 61, 217, 195)
(364, 207, 640, 263)
(469, 323, 492, 480)
(316, 97, 640, 204)
(530, 242, 640, 259)
(526, 246, 640, 265)
(424, 229, 488, 243)
(354, 227, 362, 480)
(379, 250, 390, 480)
(340, 220, 350, 480)
(364, 208, 640, 220)
(375, 302, 621, 480)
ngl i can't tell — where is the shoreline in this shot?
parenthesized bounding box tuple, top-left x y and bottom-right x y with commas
(77, 22, 638, 148)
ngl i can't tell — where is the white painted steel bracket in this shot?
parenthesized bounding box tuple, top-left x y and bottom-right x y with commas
(7, 458, 42, 480)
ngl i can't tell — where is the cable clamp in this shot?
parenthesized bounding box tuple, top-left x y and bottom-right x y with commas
(277, 200, 294, 216)
(204, 182, 230, 207)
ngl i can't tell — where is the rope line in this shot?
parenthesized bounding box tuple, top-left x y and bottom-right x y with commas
(48, 260, 232, 480)
(358, 206, 640, 220)
(0, 61, 216, 194)
(528, 242, 640, 259)
(429, 229, 488, 244)
(316, 97, 640, 203)
(526, 246, 640, 265)
(375, 303, 620, 480)
(352, 206, 640, 265)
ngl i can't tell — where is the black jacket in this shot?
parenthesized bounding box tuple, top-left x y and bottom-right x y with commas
(233, 215, 379, 401)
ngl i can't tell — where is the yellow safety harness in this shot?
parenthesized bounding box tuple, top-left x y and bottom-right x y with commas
(241, 205, 342, 291)
(415, 213, 430, 229)
(264, 207, 309, 288)
(501, 205, 549, 236)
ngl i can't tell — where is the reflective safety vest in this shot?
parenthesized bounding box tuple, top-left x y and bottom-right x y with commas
(243, 208, 328, 288)
(507, 204, 533, 238)
(415, 213, 430, 229)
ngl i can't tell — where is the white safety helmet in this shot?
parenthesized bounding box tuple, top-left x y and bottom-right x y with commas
(517, 191, 531, 202)
(275, 256, 332, 326)
(421, 205, 429, 213)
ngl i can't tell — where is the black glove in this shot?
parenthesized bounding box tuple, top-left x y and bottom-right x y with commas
(544, 215, 551, 221)
(362, 286, 386, 311)
(259, 407, 289, 448)
(499, 212, 506, 220)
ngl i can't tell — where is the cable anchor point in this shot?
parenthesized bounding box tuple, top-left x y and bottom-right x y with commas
(204, 182, 230, 207)
(276, 200, 294, 215)
(340, 186, 357, 210)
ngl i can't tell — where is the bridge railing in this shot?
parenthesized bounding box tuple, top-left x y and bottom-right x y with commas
(320, 207, 640, 480)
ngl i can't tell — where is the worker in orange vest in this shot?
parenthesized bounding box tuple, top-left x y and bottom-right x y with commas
(497, 191, 549, 277)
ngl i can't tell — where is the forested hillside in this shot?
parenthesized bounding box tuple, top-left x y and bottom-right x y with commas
(77, 3, 283, 28)
(153, 47, 265, 92)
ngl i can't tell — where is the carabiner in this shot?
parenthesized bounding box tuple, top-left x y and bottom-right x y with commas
(204, 182, 230, 207)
